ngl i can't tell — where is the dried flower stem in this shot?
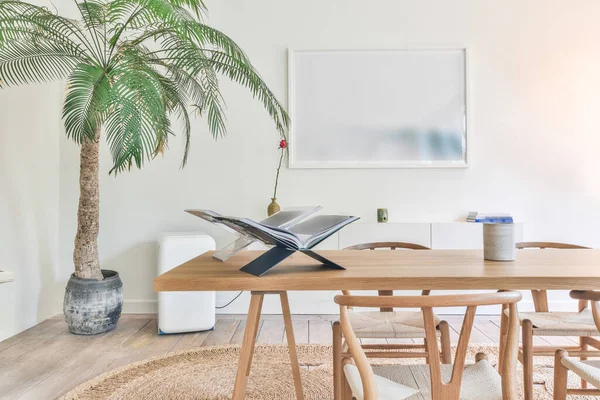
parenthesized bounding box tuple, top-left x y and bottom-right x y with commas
(273, 148, 284, 199)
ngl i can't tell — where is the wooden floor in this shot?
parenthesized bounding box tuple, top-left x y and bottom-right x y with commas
(0, 314, 580, 400)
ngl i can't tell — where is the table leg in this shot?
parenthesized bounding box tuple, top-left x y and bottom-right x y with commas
(232, 292, 264, 400)
(280, 291, 305, 400)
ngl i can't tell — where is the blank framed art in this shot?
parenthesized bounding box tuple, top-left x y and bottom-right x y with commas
(288, 48, 468, 168)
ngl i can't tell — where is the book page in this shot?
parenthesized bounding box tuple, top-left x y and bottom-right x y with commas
(214, 217, 303, 249)
(289, 215, 360, 248)
(289, 215, 353, 235)
(259, 206, 321, 229)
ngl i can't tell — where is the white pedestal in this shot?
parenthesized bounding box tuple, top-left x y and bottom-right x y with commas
(158, 233, 216, 334)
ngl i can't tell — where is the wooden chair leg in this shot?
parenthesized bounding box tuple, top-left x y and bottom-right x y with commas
(377, 290, 393, 312)
(502, 302, 520, 400)
(333, 321, 343, 400)
(580, 336, 588, 389)
(439, 320, 452, 364)
(232, 293, 264, 400)
(554, 350, 569, 400)
(498, 303, 509, 373)
(522, 319, 534, 400)
(280, 291, 304, 400)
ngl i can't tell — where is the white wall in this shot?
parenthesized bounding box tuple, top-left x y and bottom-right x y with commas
(0, 83, 62, 341)
(40, 0, 600, 319)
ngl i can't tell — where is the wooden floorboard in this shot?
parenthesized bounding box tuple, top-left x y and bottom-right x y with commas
(257, 319, 285, 344)
(286, 319, 309, 344)
(473, 316, 501, 344)
(308, 320, 333, 344)
(201, 319, 240, 347)
(0, 313, 591, 399)
(170, 329, 211, 351)
(445, 315, 492, 344)
(230, 319, 249, 345)
(5, 318, 150, 400)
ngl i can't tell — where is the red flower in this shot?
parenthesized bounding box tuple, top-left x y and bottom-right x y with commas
(279, 139, 287, 149)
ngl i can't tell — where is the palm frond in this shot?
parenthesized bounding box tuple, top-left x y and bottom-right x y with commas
(153, 70, 192, 165)
(63, 63, 110, 143)
(167, 0, 206, 18)
(181, 23, 250, 64)
(0, 39, 85, 86)
(0, 0, 97, 61)
(76, 0, 108, 62)
(175, 97, 191, 166)
(205, 50, 289, 136)
(105, 52, 171, 173)
(77, 0, 107, 28)
(107, 0, 193, 43)
(106, 44, 197, 169)
(107, 0, 236, 63)
(127, 18, 250, 65)
(153, 33, 289, 136)
(143, 52, 206, 164)
(195, 66, 226, 138)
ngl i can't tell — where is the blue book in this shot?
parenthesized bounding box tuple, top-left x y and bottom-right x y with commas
(472, 217, 514, 223)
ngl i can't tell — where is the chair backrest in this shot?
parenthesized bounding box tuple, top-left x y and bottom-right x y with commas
(570, 291, 600, 331)
(516, 242, 590, 312)
(516, 242, 590, 250)
(342, 242, 431, 311)
(343, 241, 431, 251)
(335, 292, 522, 400)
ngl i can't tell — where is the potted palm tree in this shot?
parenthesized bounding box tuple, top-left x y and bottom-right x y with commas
(0, 0, 289, 334)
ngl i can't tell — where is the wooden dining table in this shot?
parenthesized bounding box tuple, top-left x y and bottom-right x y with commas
(154, 249, 600, 399)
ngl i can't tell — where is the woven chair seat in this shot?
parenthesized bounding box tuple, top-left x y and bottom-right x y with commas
(504, 308, 600, 336)
(344, 359, 502, 400)
(561, 357, 600, 389)
(349, 310, 441, 339)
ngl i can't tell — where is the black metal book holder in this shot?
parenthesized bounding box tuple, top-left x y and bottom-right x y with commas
(240, 246, 345, 277)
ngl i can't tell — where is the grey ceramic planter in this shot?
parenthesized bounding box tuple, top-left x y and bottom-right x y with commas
(483, 223, 516, 261)
(63, 269, 123, 335)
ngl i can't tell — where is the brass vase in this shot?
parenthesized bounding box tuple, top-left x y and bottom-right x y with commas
(267, 198, 280, 216)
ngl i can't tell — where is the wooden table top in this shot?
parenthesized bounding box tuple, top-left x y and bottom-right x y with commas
(154, 249, 600, 292)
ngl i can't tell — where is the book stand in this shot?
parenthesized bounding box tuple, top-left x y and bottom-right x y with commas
(185, 208, 356, 277)
(240, 247, 345, 277)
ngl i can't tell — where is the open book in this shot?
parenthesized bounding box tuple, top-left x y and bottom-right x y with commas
(186, 207, 359, 276)
(186, 206, 323, 260)
(214, 214, 359, 250)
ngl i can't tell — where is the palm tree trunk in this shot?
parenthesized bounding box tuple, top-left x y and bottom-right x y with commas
(73, 126, 103, 280)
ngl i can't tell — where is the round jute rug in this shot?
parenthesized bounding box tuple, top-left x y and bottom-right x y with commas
(60, 344, 593, 400)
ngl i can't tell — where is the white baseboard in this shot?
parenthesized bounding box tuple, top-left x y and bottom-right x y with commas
(122, 299, 159, 314)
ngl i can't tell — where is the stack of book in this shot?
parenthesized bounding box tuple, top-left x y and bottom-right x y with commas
(467, 212, 513, 223)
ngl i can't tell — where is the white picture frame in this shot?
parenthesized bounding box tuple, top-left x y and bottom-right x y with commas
(288, 48, 469, 169)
